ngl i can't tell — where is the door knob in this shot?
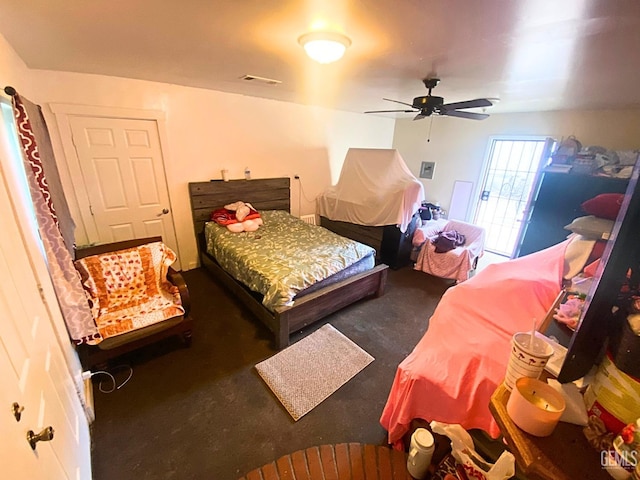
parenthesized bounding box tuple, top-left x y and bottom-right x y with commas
(157, 208, 170, 217)
(11, 402, 24, 422)
(27, 426, 54, 450)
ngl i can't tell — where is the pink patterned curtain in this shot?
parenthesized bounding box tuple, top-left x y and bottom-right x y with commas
(11, 91, 102, 345)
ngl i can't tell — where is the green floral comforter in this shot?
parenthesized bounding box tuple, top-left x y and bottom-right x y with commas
(205, 210, 375, 310)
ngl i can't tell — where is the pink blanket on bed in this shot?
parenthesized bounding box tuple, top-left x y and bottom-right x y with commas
(380, 240, 569, 449)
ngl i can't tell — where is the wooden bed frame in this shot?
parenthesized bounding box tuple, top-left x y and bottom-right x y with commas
(188, 177, 388, 349)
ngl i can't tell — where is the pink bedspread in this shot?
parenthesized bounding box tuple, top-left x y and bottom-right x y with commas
(380, 240, 569, 449)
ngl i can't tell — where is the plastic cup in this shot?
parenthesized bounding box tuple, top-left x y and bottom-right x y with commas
(504, 332, 554, 390)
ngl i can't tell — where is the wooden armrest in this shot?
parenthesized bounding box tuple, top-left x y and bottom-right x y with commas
(75, 236, 162, 259)
(168, 267, 191, 316)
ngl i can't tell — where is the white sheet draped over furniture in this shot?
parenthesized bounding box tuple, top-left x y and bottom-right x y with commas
(414, 219, 486, 282)
(316, 148, 424, 232)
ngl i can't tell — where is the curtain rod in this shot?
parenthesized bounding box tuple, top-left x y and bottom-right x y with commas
(4, 86, 16, 96)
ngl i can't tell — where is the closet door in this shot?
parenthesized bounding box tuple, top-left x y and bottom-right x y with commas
(68, 116, 179, 260)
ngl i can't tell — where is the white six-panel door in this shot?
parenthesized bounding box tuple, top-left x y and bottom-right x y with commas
(0, 167, 91, 480)
(69, 115, 179, 260)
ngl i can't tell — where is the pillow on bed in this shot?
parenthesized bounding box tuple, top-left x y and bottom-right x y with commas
(564, 215, 614, 240)
(583, 258, 601, 277)
(586, 240, 607, 265)
(210, 207, 260, 225)
(581, 193, 624, 220)
(563, 234, 596, 279)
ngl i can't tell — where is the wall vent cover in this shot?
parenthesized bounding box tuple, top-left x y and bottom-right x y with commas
(300, 214, 317, 225)
(240, 74, 282, 85)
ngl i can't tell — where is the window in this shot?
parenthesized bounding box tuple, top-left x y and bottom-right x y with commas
(473, 137, 554, 257)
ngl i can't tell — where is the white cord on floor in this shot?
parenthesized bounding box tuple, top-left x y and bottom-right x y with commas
(89, 365, 134, 393)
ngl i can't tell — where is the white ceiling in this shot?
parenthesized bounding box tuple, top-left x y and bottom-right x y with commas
(1, 0, 640, 117)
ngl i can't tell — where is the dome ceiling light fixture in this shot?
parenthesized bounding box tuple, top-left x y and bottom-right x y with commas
(298, 31, 351, 64)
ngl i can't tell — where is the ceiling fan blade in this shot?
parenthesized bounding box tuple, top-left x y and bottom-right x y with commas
(441, 110, 489, 120)
(364, 109, 417, 114)
(383, 98, 415, 108)
(440, 98, 493, 111)
(413, 113, 427, 121)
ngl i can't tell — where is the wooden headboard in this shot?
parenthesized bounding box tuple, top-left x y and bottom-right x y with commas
(188, 177, 291, 251)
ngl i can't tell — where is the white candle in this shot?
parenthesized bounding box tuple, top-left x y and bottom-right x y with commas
(506, 377, 566, 437)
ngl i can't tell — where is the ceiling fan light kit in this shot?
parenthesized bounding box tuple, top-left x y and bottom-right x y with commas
(298, 31, 351, 64)
(365, 77, 493, 121)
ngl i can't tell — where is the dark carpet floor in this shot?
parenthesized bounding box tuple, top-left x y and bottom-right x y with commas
(89, 265, 455, 479)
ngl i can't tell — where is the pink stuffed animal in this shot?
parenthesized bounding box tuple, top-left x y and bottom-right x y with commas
(226, 217, 263, 233)
(223, 201, 262, 232)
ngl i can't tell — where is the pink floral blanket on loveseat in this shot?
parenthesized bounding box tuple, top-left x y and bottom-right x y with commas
(74, 242, 184, 341)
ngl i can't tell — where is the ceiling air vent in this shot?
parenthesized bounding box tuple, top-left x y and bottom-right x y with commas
(240, 75, 282, 85)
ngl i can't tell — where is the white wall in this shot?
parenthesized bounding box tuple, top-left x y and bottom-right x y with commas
(27, 70, 395, 269)
(393, 109, 640, 218)
(0, 33, 33, 98)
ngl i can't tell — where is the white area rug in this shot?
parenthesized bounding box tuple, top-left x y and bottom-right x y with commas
(255, 324, 374, 421)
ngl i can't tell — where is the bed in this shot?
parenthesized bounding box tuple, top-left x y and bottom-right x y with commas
(379, 238, 575, 449)
(188, 178, 388, 349)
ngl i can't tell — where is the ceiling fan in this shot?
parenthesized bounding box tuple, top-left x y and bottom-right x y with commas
(365, 78, 493, 121)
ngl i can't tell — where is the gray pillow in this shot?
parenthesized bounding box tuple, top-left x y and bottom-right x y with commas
(564, 215, 614, 240)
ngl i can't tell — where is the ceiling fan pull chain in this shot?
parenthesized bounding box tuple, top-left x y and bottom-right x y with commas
(427, 116, 433, 143)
